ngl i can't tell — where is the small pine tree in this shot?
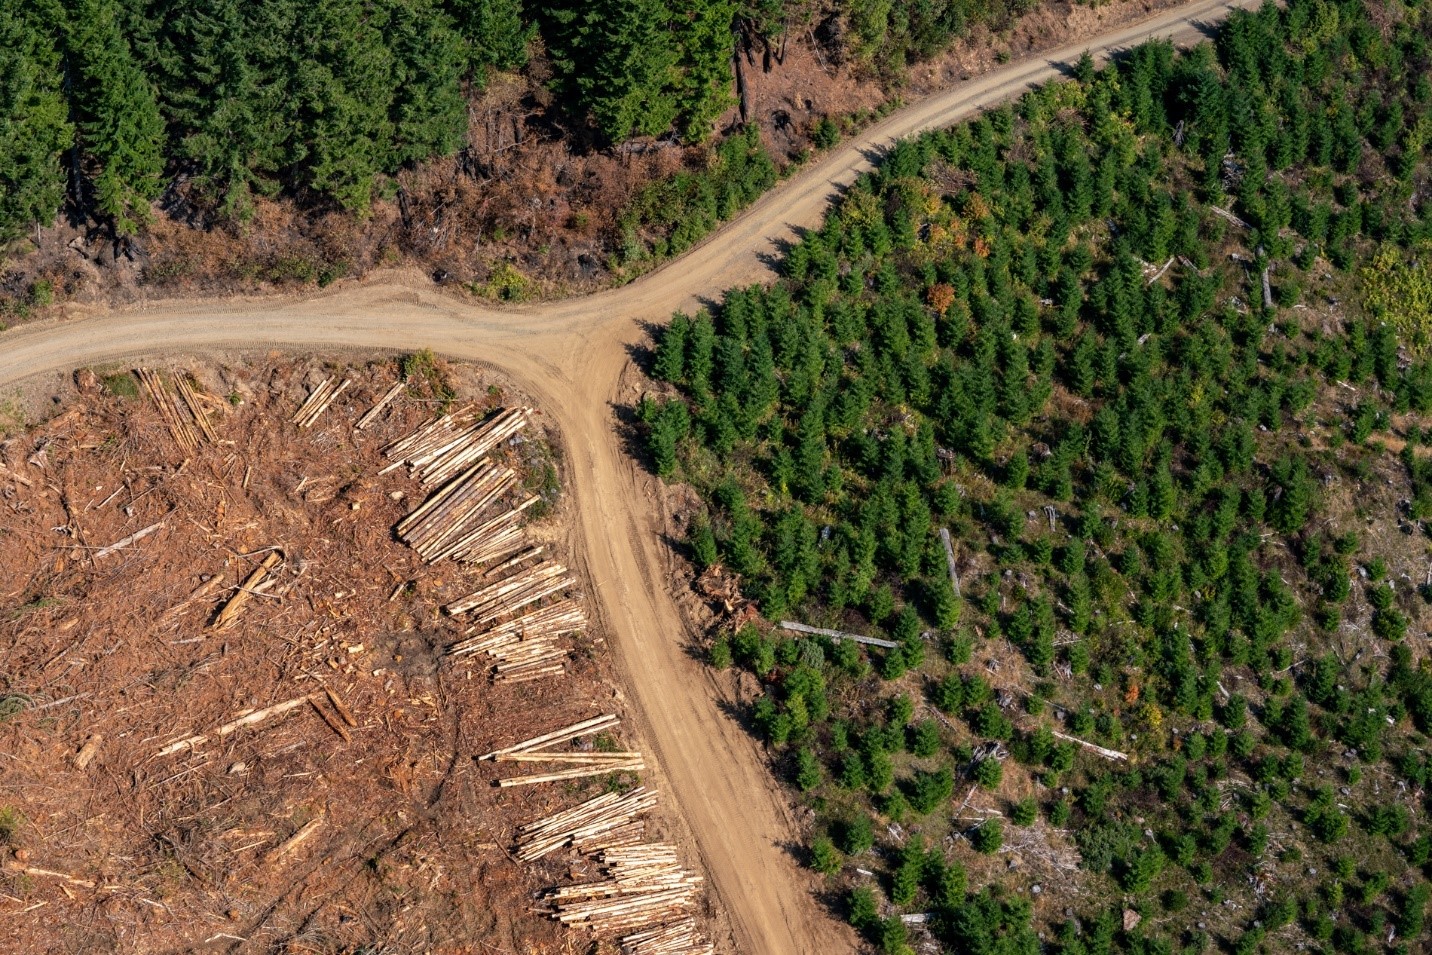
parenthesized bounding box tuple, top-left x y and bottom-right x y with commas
(809, 835, 842, 874)
(795, 747, 823, 792)
(972, 819, 1003, 853)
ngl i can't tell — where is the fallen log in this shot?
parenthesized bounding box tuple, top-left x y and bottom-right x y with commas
(94, 521, 164, 559)
(265, 817, 323, 866)
(1050, 729, 1128, 761)
(938, 527, 961, 598)
(2, 861, 96, 889)
(309, 697, 352, 742)
(324, 687, 358, 727)
(157, 694, 310, 757)
(779, 620, 898, 649)
(162, 573, 226, 619)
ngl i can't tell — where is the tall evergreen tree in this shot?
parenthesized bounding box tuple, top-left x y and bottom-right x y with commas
(448, 0, 532, 81)
(0, 2, 71, 241)
(146, 0, 297, 218)
(289, 0, 397, 212)
(386, 0, 469, 165)
(63, 0, 166, 235)
(589, 0, 681, 140)
(673, 0, 736, 141)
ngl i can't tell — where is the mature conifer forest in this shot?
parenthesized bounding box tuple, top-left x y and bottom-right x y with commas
(643, 0, 1432, 950)
(0, 0, 1049, 244)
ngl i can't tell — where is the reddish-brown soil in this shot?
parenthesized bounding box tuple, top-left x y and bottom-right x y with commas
(0, 357, 709, 954)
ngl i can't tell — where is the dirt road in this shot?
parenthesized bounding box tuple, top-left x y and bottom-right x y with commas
(0, 2, 1257, 950)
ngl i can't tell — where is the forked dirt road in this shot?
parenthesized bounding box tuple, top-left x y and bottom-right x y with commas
(0, 2, 1257, 950)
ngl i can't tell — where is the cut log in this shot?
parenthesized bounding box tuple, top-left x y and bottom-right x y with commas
(498, 761, 644, 787)
(74, 734, 103, 769)
(354, 381, 406, 430)
(174, 374, 218, 443)
(294, 378, 351, 428)
(138, 369, 199, 451)
(212, 550, 284, 630)
(478, 713, 619, 760)
(496, 751, 642, 763)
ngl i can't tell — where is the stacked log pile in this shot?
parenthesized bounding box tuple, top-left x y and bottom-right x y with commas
(138, 368, 203, 450)
(478, 714, 642, 787)
(382, 407, 546, 569)
(543, 843, 704, 934)
(396, 461, 519, 560)
(620, 919, 715, 955)
(445, 561, 575, 626)
(291, 377, 351, 428)
(381, 406, 530, 486)
(173, 374, 218, 443)
(446, 598, 586, 683)
(450, 598, 587, 653)
(514, 787, 658, 861)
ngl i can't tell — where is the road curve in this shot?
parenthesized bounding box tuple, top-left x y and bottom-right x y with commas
(0, 2, 1257, 951)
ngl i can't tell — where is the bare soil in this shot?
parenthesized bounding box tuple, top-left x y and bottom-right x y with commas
(0, 357, 711, 954)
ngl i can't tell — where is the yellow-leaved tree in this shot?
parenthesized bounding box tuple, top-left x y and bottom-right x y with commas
(1361, 243, 1432, 356)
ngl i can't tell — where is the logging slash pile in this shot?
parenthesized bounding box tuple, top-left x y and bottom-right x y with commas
(478, 716, 716, 953)
(544, 843, 706, 937)
(375, 403, 589, 684)
(0, 354, 659, 954)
